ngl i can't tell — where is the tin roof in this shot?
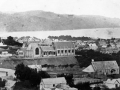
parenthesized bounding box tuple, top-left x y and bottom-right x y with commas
(91, 61, 119, 71)
(53, 41, 74, 49)
(41, 46, 55, 51)
(42, 77, 66, 85)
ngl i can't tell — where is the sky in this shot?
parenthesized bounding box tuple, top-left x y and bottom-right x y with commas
(0, 0, 120, 18)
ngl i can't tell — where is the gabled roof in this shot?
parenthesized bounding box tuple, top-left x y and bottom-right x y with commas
(41, 46, 55, 51)
(18, 36, 41, 43)
(82, 65, 95, 72)
(91, 61, 119, 71)
(41, 77, 66, 85)
(53, 41, 74, 49)
(105, 79, 120, 84)
(5, 80, 16, 88)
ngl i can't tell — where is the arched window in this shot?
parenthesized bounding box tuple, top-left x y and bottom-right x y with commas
(35, 48, 39, 55)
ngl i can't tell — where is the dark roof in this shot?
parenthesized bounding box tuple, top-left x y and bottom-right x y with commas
(92, 61, 119, 71)
(53, 41, 75, 49)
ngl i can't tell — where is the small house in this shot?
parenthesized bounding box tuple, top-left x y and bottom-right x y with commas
(104, 79, 120, 89)
(40, 77, 66, 89)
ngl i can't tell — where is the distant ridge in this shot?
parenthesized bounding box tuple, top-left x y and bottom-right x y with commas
(0, 10, 120, 32)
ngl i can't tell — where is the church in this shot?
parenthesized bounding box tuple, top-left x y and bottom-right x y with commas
(17, 41, 75, 58)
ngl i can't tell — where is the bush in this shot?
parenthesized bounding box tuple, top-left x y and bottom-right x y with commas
(75, 82, 92, 90)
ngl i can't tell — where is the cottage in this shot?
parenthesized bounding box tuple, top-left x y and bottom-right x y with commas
(83, 60, 119, 75)
(88, 43, 98, 50)
(104, 79, 120, 89)
(99, 40, 107, 48)
(40, 77, 66, 89)
(53, 41, 75, 56)
(0, 68, 15, 78)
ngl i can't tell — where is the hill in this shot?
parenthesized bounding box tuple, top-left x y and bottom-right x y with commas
(0, 10, 120, 32)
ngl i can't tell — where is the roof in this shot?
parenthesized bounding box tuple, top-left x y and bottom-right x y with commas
(5, 80, 16, 88)
(82, 65, 95, 72)
(42, 39, 53, 45)
(53, 41, 75, 49)
(41, 77, 66, 85)
(91, 61, 119, 71)
(41, 46, 55, 51)
(105, 79, 120, 84)
(0, 68, 15, 77)
(18, 36, 41, 43)
(74, 78, 102, 85)
(28, 65, 42, 69)
(0, 42, 7, 46)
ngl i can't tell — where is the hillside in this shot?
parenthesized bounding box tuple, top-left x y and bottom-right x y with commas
(0, 56, 78, 69)
(0, 10, 120, 32)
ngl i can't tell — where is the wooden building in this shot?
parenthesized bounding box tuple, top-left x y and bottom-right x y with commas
(83, 60, 119, 75)
(17, 41, 75, 58)
(53, 41, 75, 56)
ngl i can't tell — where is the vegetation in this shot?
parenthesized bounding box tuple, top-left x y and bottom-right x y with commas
(57, 73, 74, 87)
(15, 63, 50, 88)
(48, 35, 92, 41)
(0, 78, 6, 88)
(74, 82, 92, 90)
(2, 36, 22, 46)
(75, 49, 120, 67)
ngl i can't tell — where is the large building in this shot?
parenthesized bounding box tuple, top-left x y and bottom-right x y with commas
(17, 41, 75, 58)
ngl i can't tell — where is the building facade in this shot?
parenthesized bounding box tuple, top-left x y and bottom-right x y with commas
(17, 41, 75, 58)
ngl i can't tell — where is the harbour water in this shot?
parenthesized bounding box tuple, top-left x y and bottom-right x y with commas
(0, 28, 120, 39)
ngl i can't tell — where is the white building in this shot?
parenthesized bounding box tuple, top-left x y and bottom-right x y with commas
(40, 77, 66, 90)
(104, 79, 120, 89)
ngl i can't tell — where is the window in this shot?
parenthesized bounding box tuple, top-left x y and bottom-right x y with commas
(49, 52, 51, 55)
(54, 52, 56, 55)
(115, 84, 118, 88)
(65, 50, 67, 53)
(19, 51, 23, 55)
(44, 52, 46, 55)
(35, 48, 39, 55)
(58, 50, 60, 53)
(72, 49, 74, 53)
(61, 50, 63, 53)
(68, 50, 71, 53)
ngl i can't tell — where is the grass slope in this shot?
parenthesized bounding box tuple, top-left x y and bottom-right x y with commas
(0, 56, 78, 69)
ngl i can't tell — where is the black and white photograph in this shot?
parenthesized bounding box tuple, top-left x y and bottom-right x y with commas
(0, 0, 120, 90)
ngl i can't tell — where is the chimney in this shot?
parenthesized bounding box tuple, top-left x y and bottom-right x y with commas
(92, 59, 94, 62)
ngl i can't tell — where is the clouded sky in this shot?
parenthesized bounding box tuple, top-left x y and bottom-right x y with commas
(0, 0, 120, 18)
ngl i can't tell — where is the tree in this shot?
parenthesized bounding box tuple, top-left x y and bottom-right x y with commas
(38, 71, 50, 79)
(15, 63, 42, 87)
(57, 73, 74, 87)
(93, 86, 101, 90)
(75, 82, 92, 90)
(2, 36, 22, 46)
(0, 78, 6, 88)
